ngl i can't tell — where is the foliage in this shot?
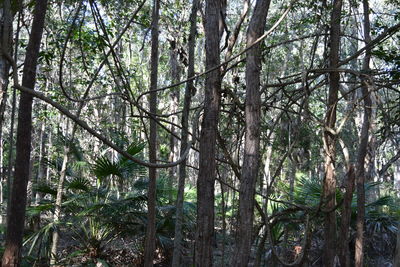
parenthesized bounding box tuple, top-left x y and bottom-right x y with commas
(23, 142, 196, 264)
(1, 0, 399, 265)
(92, 142, 146, 186)
(268, 176, 400, 260)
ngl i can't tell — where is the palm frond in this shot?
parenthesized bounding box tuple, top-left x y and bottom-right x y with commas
(66, 177, 91, 192)
(367, 195, 394, 208)
(126, 142, 145, 157)
(93, 156, 122, 179)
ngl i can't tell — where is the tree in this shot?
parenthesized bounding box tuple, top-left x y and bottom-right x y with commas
(0, 0, 14, 124)
(322, 0, 342, 265)
(232, 0, 271, 266)
(2, 0, 48, 266)
(355, 0, 373, 266)
(172, 0, 199, 265)
(0, 0, 398, 265)
(144, 0, 160, 265)
(0, 0, 16, 224)
(195, 0, 221, 265)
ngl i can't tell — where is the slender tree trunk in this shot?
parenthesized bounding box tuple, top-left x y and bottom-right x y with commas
(168, 41, 180, 204)
(338, 165, 355, 267)
(5, 84, 16, 226)
(322, 0, 342, 266)
(195, 0, 221, 265)
(337, 5, 359, 265)
(30, 117, 47, 231)
(1, 1, 48, 266)
(284, 153, 297, 246)
(0, 0, 13, 124)
(49, 121, 70, 265)
(35, 115, 47, 203)
(361, 0, 378, 203)
(254, 227, 268, 267)
(172, 0, 198, 265)
(144, 0, 160, 265)
(220, 178, 227, 267)
(355, 1, 372, 266)
(232, 0, 270, 266)
(0, 0, 13, 225)
(354, 86, 371, 267)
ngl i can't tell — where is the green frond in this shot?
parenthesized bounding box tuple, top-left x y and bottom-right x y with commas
(27, 202, 54, 216)
(126, 142, 145, 157)
(71, 160, 88, 172)
(93, 156, 122, 179)
(66, 177, 91, 192)
(367, 195, 394, 208)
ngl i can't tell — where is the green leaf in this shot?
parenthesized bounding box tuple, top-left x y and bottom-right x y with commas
(67, 177, 91, 192)
(93, 156, 121, 178)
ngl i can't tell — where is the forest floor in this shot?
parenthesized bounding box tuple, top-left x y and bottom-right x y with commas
(1, 225, 396, 266)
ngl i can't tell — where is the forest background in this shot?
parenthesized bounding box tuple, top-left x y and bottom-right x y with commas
(0, 0, 400, 266)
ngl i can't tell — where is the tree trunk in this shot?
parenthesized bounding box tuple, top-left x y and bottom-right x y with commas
(168, 41, 180, 204)
(5, 83, 16, 226)
(144, 0, 160, 265)
(29, 117, 47, 231)
(355, 1, 372, 266)
(354, 85, 371, 267)
(322, 0, 342, 265)
(0, 0, 13, 125)
(0, 0, 13, 225)
(195, 0, 221, 265)
(1, 1, 48, 266)
(172, 0, 198, 265)
(219, 177, 227, 267)
(232, 0, 270, 266)
(35, 116, 47, 203)
(50, 121, 70, 265)
(254, 226, 268, 267)
(338, 165, 355, 267)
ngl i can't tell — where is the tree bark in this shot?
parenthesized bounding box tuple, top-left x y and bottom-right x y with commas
(232, 0, 270, 266)
(172, 0, 198, 265)
(322, 0, 342, 266)
(0, 0, 13, 124)
(144, 0, 160, 265)
(0, 0, 13, 225)
(195, 0, 221, 266)
(355, 0, 372, 265)
(338, 165, 355, 267)
(354, 84, 371, 267)
(168, 41, 180, 204)
(5, 80, 16, 227)
(1, 1, 48, 266)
